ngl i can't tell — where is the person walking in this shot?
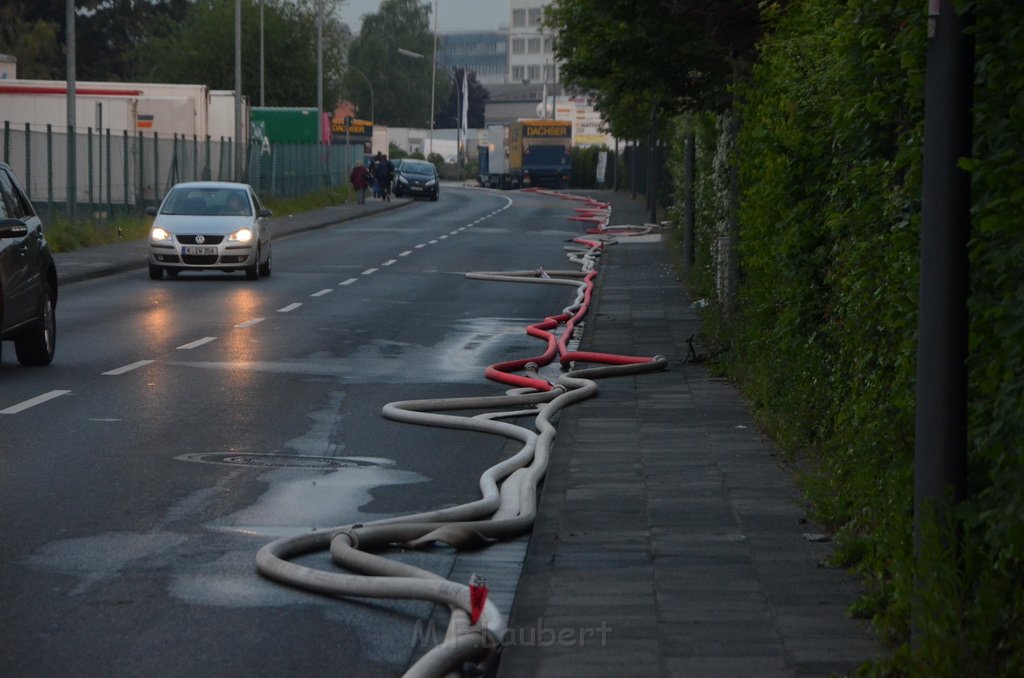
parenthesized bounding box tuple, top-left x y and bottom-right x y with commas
(372, 153, 395, 202)
(349, 162, 371, 204)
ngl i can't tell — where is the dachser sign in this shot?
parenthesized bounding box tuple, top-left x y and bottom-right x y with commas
(524, 122, 571, 138)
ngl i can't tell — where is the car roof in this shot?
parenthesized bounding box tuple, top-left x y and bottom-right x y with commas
(168, 181, 253, 191)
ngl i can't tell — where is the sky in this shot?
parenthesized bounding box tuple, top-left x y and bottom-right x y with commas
(339, 0, 509, 34)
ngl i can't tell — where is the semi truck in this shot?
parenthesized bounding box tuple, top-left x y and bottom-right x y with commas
(477, 119, 572, 189)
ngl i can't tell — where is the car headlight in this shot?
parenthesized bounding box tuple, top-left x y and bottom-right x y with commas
(151, 227, 172, 242)
(229, 228, 254, 243)
(398, 175, 410, 185)
(426, 178, 437, 186)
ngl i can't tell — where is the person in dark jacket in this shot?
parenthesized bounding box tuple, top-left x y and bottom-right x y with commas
(372, 153, 395, 201)
(349, 162, 371, 204)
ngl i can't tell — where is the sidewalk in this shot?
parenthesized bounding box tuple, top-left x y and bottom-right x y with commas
(496, 191, 883, 677)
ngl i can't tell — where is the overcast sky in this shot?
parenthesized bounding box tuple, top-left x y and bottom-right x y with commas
(339, 0, 509, 34)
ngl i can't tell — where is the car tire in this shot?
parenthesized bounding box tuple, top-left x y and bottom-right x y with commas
(430, 192, 438, 201)
(14, 283, 56, 366)
(245, 247, 260, 280)
(149, 263, 164, 280)
(258, 247, 272, 277)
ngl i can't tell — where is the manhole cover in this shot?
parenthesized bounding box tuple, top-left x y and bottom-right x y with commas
(176, 453, 395, 469)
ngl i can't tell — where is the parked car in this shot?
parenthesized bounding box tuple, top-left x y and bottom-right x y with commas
(147, 182, 273, 280)
(392, 159, 440, 201)
(0, 161, 57, 366)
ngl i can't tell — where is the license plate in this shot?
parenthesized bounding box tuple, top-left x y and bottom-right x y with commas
(182, 246, 218, 255)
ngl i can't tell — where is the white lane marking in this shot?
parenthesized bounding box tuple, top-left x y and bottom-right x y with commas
(178, 337, 217, 350)
(103, 360, 154, 376)
(278, 302, 303, 313)
(414, 243, 427, 249)
(439, 235, 448, 240)
(339, 278, 358, 286)
(1, 390, 71, 415)
(381, 259, 397, 267)
(362, 268, 378, 275)
(428, 239, 438, 244)
(399, 250, 413, 257)
(236, 318, 265, 328)
(311, 289, 333, 297)
(449, 230, 459, 235)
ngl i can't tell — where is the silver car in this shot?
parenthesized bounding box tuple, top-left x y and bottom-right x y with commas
(147, 182, 272, 280)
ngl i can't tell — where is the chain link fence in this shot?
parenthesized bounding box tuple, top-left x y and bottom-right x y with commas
(1, 121, 361, 225)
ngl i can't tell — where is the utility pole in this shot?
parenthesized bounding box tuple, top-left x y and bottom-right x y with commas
(66, 0, 76, 222)
(913, 0, 974, 643)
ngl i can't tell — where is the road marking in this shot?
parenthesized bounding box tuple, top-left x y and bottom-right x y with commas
(103, 360, 154, 376)
(339, 278, 358, 286)
(439, 235, 448, 240)
(428, 240, 438, 245)
(414, 243, 427, 249)
(362, 268, 378, 275)
(399, 250, 413, 257)
(178, 337, 217, 350)
(1, 390, 71, 415)
(449, 230, 459, 235)
(381, 259, 397, 267)
(236, 318, 265, 328)
(311, 289, 333, 297)
(278, 302, 303, 313)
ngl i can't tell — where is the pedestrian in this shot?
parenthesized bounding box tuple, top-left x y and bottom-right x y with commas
(373, 153, 395, 202)
(349, 162, 371, 204)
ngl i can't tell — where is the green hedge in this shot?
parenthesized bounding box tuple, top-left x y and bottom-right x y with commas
(668, 0, 1024, 673)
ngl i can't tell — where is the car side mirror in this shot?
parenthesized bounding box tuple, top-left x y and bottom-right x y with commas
(145, 206, 158, 216)
(0, 218, 29, 238)
(258, 208, 273, 218)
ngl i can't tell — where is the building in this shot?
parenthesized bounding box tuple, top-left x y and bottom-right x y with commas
(438, 31, 508, 86)
(507, 0, 558, 87)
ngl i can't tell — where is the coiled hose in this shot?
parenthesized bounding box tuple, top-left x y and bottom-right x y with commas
(255, 201, 667, 677)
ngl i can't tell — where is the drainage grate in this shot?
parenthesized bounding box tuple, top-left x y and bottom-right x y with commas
(176, 453, 395, 469)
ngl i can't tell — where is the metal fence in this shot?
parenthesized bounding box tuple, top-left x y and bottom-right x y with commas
(0, 121, 362, 224)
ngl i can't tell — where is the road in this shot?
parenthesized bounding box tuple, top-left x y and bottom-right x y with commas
(0, 186, 584, 677)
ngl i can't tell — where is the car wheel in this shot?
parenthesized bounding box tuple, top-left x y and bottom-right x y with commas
(258, 246, 272, 277)
(15, 283, 56, 366)
(149, 263, 163, 280)
(430, 192, 438, 201)
(245, 246, 260, 280)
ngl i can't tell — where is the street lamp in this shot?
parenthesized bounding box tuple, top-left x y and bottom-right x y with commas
(348, 66, 374, 123)
(397, 47, 434, 155)
(397, 48, 463, 167)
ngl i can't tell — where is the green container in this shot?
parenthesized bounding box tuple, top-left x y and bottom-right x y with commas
(250, 107, 320, 145)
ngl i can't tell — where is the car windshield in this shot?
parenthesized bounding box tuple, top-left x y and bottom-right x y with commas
(162, 187, 252, 216)
(402, 161, 435, 175)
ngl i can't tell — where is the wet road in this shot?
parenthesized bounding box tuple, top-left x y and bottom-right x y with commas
(0, 187, 582, 677)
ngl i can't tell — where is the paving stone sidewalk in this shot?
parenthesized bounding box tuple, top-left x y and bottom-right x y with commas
(496, 192, 884, 678)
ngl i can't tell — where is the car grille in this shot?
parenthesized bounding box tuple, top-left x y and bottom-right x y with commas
(177, 234, 225, 244)
(181, 255, 219, 265)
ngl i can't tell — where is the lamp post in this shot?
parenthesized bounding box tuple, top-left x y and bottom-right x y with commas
(349, 66, 374, 123)
(397, 47, 434, 155)
(398, 48, 463, 166)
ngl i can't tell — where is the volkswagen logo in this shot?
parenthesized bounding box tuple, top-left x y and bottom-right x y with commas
(195, 234, 205, 244)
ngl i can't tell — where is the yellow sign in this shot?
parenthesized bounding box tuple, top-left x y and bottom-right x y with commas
(331, 118, 373, 135)
(524, 121, 572, 138)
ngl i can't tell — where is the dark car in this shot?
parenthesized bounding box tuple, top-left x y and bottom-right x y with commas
(0, 162, 57, 366)
(392, 159, 439, 201)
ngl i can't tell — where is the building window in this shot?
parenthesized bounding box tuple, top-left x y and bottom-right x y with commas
(528, 37, 541, 54)
(512, 38, 525, 54)
(528, 8, 542, 25)
(543, 64, 555, 82)
(513, 9, 526, 27)
(512, 65, 525, 81)
(528, 65, 540, 81)
(544, 37, 554, 53)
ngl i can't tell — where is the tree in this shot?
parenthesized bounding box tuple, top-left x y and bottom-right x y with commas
(345, 0, 444, 128)
(435, 67, 488, 129)
(545, 0, 762, 136)
(140, 0, 348, 109)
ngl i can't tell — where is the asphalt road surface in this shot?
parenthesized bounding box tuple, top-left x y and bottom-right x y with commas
(0, 186, 585, 677)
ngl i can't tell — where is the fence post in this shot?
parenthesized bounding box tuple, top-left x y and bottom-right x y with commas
(46, 124, 54, 222)
(106, 129, 112, 220)
(24, 123, 31, 197)
(3, 121, 9, 164)
(87, 126, 95, 218)
(153, 132, 159, 203)
(123, 130, 129, 216)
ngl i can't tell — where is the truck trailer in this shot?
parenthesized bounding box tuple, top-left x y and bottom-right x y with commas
(477, 119, 572, 189)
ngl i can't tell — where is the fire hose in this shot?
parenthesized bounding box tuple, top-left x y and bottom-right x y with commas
(255, 199, 667, 677)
